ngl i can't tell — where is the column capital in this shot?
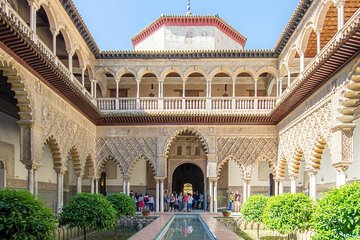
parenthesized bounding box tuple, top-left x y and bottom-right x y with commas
(331, 124, 356, 133)
(242, 177, 251, 183)
(208, 177, 219, 182)
(154, 176, 166, 181)
(306, 169, 319, 176)
(332, 162, 350, 173)
(334, 0, 345, 7)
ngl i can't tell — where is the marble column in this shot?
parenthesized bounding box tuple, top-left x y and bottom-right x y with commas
(81, 68, 85, 87)
(278, 179, 284, 194)
(334, 164, 349, 188)
(337, 1, 344, 30)
(246, 179, 251, 200)
(95, 178, 99, 194)
(274, 179, 279, 195)
(155, 179, 160, 212)
(29, 4, 37, 32)
(209, 179, 213, 213)
(308, 171, 317, 200)
(56, 171, 64, 212)
(51, 30, 57, 55)
(290, 176, 297, 194)
(27, 167, 34, 194)
(123, 179, 126, 194)
(316, 30, 321, 54)
(243, 178, 247, 203)
(68, 51, 73, 75)
(160, 179, 164, 212)
(76, 176, 82, 193)
(90, 178, 95, 194)
(299, 51, 305, 73)
(287, 68, 291, 87)
(213, 179, 218, 213)
(126, 180, 130, 196)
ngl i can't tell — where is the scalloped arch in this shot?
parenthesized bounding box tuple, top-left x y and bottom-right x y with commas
(127, 155, 156, 176)
(96, 155, 125, 178)
(163, 128, 209, 157)
(0, 60, 33, 121)
(217, 155, 241, 176)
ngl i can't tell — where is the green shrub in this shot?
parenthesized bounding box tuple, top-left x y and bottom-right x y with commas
(0, 189, 56, 240)
(59, 193, 116, 240)
(262, 193, 314, 236)
(241, 194, 268, 238)
(312, 182, 360, 240)
(106, 193, 136, 218)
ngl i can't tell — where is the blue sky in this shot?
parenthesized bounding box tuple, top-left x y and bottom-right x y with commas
(72, 0, 299, 50)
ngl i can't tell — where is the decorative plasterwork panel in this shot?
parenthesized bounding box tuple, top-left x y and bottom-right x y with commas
(278, 100, 332, 174)
(216, 136, 277, 173)
(96, 137, 157, 175)
(42, 104, 96, 167)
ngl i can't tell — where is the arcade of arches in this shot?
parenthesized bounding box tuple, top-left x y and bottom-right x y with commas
(0, 0, 359, 215)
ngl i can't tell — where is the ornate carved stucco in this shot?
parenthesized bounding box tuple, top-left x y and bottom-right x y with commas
(96, 137, 157, 175)
(42, 104, 96, 172)
(278, 99, 333, 175)
(216, 136, 277, 176)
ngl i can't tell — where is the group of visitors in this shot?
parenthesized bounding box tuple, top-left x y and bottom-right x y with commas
(130, 191, 155, 212)
(164, 191, 204, 212)
(227, 190, 242, 212)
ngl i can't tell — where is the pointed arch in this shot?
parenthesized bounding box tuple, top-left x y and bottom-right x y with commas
(256, 154, 276, 174)
(127, 155, 156, 176)
(44, 135, 63, 171)
(163, 128, 209, 157)
(96, 155, 124, 178)
(289, 148, 303, 177)
(340, 57, 360, 124)
(309, 137, 327, 171)
(69, 146, 81, 176)
(285, 45, 299, 69)
(83, 154, 95, 179)
(216, 155, 241, 176)
(0, 60, 33, 121)
(73, 48, 86, 69)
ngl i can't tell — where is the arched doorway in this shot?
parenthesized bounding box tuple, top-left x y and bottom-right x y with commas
(172, 163, 204, 195)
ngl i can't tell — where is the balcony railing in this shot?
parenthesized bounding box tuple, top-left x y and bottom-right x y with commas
(0, 0, 93, 101)
(97, 97, 277, 113)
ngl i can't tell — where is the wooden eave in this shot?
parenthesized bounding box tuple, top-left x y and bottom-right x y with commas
(0, 11, 101, 124)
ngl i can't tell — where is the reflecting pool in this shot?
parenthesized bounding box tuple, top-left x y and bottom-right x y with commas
(155, 215, 216, 240)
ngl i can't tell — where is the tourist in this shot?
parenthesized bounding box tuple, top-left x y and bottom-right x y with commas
(174, 192, 179, 211)
(178, 192, 183, 211)
(199, 193, 204, 209)
(170, 193, 175, 212)
(183, 192, 189, 211)
(227, 192, 234, 211)
(187, 193, 193, 212)
(138, 194, 144, 212)
(206, 194, 211, 211)
(149, 195, 154, 211)
(193, 191, 199, 209)
(164, 192, 169, 212)
(144, 193, 149, 208)
(234, 191, 241, 212)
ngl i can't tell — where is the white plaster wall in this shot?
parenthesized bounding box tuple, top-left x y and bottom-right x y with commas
(316, 148, 336, 185)
(134, 27, 165, 51)
(0, 112, 26, 179)
(348, 118, 360, 182)
(37, 146, 57, 183)
(134, 25, 243, 51)
(105, 167, 124, 185)
(129, 160, 147, 186)
(228, 161, 243, 186)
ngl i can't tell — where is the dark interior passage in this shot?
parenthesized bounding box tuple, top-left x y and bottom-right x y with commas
(172, 163, 204, 194)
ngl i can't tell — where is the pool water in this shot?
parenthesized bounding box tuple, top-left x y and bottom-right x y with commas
(156, 215, 216, 240)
